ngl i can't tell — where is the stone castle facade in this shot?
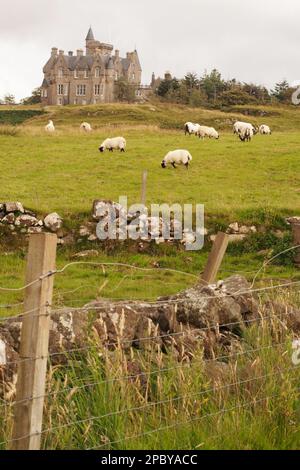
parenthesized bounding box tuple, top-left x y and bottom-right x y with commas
(41, 28, 143, 105)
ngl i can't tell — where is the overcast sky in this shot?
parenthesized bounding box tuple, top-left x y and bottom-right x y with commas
(0, 0, 300, 101)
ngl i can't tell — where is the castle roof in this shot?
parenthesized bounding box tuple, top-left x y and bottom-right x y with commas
(86, 27, 95, 41)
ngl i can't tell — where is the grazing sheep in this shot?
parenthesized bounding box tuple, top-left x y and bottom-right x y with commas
(233, 121, 256, 134)
(184, 122, 200, 135)
(259, 124, 272, 135)
(161, 149, 192, 169)
(99, 137, 126, 153)
(45, 120, 55, 133)
(80, 122, 92, 132)
(197, 125, 219, 140)
(239, 127, 254, 142)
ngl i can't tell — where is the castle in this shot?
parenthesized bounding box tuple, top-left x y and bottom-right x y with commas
(41, 27, 143, 105)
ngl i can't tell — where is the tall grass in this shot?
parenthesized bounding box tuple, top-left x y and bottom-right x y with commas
(0, 126, 20, 136)
(1, 291, 299, 450)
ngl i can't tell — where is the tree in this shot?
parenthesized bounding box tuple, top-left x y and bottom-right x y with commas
(21, 87, 42, 105)
(156, 77, 180, 98)
(183, 73, 199, 92)
(114, 78, 137, 103)
(271, 80, 291, 103)
(3, 94, 16, 105)
(199, 69, 225, 103)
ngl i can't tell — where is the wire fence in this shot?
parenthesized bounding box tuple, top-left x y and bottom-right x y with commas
(0, 242, 300, 450)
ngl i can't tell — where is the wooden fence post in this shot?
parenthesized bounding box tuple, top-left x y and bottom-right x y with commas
(11, 233, 57, 450)
(141, 170, 148, 207)
(200, 232, 229, 285)
(291, 220, 300, 267)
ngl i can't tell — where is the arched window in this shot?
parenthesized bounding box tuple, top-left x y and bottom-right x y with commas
(58, 67, 63, 78)
(95, 67, 100, 78)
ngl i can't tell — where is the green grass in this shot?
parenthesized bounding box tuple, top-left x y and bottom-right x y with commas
(0, 129, 300, 219)
(1, 103, 300, 450)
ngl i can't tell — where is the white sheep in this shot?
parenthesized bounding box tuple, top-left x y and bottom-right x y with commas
(259, 124, 272, 135)
(239, 126, 254, 142)
(99, 137, 126, 153)
(45, 120, 55, 133)
(197, 125, 219, 140)
(184, 122, 200, 135)
(233, 121, 258, 142)
(80, 122, 92, 132)
(161, 149, 192, 169)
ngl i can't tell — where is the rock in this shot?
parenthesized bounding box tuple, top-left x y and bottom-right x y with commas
(44, 213, 63, 232)
(92, 200, 127, 222)
(15, 214, 39, 227)
(72, 250, 99, 259)
(228, 234, 246, 243)
(88, 234, 98, 242)
(239, 225, 251, 235)
(228, 222, 239, 233)
(1, 213, 15, 224)
(286, 217, 300, 226)
(5, 202, 24, 213)
(265, 301, 300, 333)
(79, 226, 91, 237)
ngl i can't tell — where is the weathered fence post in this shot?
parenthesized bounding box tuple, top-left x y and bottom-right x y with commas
(11, 233, 57, 450)
(141, 170, 148, 207)
(290, 219, 300, 267)
(200, 232, 229, 285)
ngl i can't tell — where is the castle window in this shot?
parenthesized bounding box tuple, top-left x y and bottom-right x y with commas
(115, 72, 118, 80)
(95, 67, 100, 78)
(57, 84, 64, 95)
(84, 70, 89, 78)
(132, 73, 135, 80)
(76, 84, 86, 96)
(74, 69, 78, 79)
(58, 67, 63, 78)
(41, 89, 48, 98)
(94, 84, 100, 96)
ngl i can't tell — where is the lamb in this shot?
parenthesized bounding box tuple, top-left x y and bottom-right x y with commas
(80, 122, 92, 132)
(45, 120, 55, 133)
(197, 125, 219, 140)
(184, 122, 200, 135)
(161, 149, 192, 169)
(99, 137, 126, 153)
(259, 124, 272, 135)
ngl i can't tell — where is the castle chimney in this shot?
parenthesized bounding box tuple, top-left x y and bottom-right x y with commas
(115, 49, 119, 58)
(59, 50, 64, 56)
(68, 51, 73, 57)
(77, 49, 84, 57)
(51, 47, 58, 57)
(126, 52, 130, 59)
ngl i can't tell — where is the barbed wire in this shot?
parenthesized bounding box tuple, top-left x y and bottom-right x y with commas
(0, 340, 290, 410)
(2, 365, 299, 447)
(88, 387, 299, 449)
(1, 304, 297, 369)
(1, 243, 300, 295)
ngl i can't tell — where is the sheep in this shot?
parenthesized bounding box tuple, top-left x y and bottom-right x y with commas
(197, 125, 219, 140)
(45, 120, 55, 133)
(184, 122, 200, 136)
(161, 149, 192, 169)
(80, 122, 92, 132)
(233, 121, 257, 135)
(239, 127, 254, 142)
(99, 137, 126, 153)
(259, 124, 272, 135)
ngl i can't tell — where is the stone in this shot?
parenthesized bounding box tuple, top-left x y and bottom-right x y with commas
(28, 226, 43, 234)
(88, 234, 98, 242)
(44, 212, 63, 232)
(1, 213, 15, 224)
(5, 202, 24, 213)
(228, 222, 239, 233)
(15, 214, 39, 227)
(92, 200, 127, 222)
(72, 250, 99, 259)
